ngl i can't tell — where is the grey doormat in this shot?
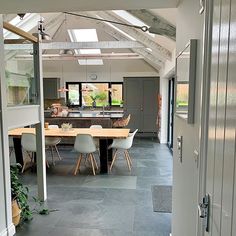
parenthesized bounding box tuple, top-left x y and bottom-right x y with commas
(151, 185, 172, 213)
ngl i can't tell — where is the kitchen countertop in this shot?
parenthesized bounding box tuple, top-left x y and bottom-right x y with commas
(44, 110, 123, 119)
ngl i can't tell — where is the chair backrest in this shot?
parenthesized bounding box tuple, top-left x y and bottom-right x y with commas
(48, 125, 59, 129)
(124, 114, 131, 126)
(90, 125, 103, 129)
(110, 129, 138, 150)
(113, 114, 131, 128)
(74, 134, 97, 154)
(21, 133, 37, 152)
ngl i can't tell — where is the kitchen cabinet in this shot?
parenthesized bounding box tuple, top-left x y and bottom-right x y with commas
(123, 77, 159, 134)
(43, 78, 60, 99)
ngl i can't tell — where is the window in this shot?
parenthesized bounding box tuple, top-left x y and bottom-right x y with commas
(111, 83, 123, 106)
(68, 29, 103, 65)
(67, 83, 80, 106)
(81, 83, 109, 107)
(66, 82, 123, 107)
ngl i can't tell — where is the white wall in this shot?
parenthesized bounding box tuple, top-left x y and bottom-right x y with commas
(42, 59, 159, 86)
(172, 0, 204, 235)
(159, 49, 176, 143)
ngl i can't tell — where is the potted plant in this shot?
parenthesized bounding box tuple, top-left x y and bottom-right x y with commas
(90, 94, 99, 107)
(10, 165, 32, 226)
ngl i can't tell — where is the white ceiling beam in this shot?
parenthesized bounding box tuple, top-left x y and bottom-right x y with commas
(127, 9, 176, 41)
(4, 41, 145, 50)
(14, 53, 143, 60)
(93, 11, 172, 61)
(0, 0, 179, 14)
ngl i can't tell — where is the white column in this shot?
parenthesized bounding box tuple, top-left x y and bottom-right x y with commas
(0, 15, 16, 236)
(33, 42, 47, 201)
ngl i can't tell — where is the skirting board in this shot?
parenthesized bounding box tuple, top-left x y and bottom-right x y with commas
(0, 224, 15, 236)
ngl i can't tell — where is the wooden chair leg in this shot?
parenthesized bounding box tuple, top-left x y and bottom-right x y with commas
(124, 150, 131, 171)
(91, 154, 98, 170)
(50, 146, 55, 165)
(54, 145, 62, 160)
(125, 150, 132, 166)
(109, 149, 118, 171)
(74, 154, 82, 175)
(89, 154, 96, 175)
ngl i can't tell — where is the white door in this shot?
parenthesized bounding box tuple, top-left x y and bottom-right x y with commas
(203, 0, 236, 235)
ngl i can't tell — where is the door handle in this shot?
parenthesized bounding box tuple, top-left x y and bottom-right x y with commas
(198, 194, 210, 232)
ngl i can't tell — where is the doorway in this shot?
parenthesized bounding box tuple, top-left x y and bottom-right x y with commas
(167, 77, 175, 151)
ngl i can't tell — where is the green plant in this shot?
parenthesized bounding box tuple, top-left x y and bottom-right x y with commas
(90, 94, 100, 101)
(10, 165, 32, 223)
(10, 164, 57, 225)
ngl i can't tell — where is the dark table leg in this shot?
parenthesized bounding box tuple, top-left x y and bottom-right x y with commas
(13, 137, 24, 168)
(99, 138, 113, 174)
(99, 139, 108, 174)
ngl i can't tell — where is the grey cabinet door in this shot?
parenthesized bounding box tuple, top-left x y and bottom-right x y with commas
(124, 77, 159, 133)
(43, 78, 60, 99)
(142, 79, 158, 132)
(124, 78, 143, 132)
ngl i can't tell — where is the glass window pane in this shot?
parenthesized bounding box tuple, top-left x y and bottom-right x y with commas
(68, 84, 80, 106)
(81, 83, 109, 107)
(111, 84, 123, 106)
(5, 44, 36, 106)
(176, 83, 189, 110)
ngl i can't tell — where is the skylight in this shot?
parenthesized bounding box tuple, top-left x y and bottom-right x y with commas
(68, 29, 103, 65)
(112, 10, 154, 38)
(4, 13, 40, 39)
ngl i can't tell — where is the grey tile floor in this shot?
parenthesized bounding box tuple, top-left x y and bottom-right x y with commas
(16, 138, 173, 236)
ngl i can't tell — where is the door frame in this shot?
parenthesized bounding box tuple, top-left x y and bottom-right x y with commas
(167, 77, 175, 151)
(197, 0, 214, 235)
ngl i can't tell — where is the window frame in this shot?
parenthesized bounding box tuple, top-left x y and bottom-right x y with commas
(66, 82, 123, 107)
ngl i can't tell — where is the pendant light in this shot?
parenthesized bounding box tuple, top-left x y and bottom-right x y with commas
(59, 13, 74, 55)
(38, 18, 51, 41)
(58, 60, 69, 92)
(81, 59, 93, 92)
(106, 60, 117, 92)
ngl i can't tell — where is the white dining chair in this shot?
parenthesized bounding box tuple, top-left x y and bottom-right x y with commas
(89, 125, 102, 154)
(21, 133, 49, 173)
(45, 125, 62, 165)
(109, 129, 138, 172)
(73, 134, 98, 176)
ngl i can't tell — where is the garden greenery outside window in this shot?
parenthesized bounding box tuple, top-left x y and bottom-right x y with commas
(66, 82, 123, 107)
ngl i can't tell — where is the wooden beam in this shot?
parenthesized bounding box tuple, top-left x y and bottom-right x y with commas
(4, 39, 28, 44)
(128, 9, 176, 41)
(14, 52, 143, 60)
(3, 21, 38, 43)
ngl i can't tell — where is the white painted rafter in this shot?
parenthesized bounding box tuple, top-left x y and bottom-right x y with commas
(127, 9, 176, 41)
(93, 11, 172, 61)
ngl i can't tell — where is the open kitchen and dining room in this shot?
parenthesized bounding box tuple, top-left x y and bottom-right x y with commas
(3, 6, 175, 236)
(1, 1, 236, 236)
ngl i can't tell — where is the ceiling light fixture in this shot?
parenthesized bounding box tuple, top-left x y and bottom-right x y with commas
(59, 14, 74, 55)
(105, 60, 117, 93)
(58, 61, 69, 93)
(64, 12, 149, 33)
(81, 59, 93, 92)
(17, 13, 26, 20)
(38, 18, 51, 41)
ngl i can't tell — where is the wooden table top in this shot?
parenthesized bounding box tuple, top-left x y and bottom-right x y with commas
(8, 128, 130, 139)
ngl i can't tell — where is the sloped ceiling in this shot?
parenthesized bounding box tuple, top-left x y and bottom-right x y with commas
(4, 9, 177, 73)
(0, 0, 179, 14)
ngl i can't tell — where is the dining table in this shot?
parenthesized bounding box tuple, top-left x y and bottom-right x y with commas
(9, 127, 130, 174)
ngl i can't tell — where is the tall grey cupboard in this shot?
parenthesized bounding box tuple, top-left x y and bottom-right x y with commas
(123, 77, 159, 135)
